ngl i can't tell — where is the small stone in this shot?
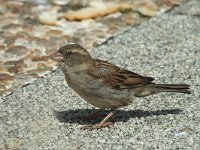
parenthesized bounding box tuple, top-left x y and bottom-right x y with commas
(138, 6, 157, 17)
(46, 30, 63, 37)
(180, 127, 193, 133)
(0, 74, 14, 84)
(3, 46, 30, 61)
(0, 67, 9, 74)
(39, 11, 58, 26)
(51, 0, 70, 6)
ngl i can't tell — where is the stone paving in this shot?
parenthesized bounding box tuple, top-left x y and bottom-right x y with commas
(1, 0, 200, 149)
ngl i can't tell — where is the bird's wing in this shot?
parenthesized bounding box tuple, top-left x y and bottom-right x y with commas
(88, 59, 154, 89)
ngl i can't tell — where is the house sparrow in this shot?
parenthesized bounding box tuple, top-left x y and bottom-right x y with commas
(50, 43, 191, 130)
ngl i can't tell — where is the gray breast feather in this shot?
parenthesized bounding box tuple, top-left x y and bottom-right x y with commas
(84, 79, 132, 100)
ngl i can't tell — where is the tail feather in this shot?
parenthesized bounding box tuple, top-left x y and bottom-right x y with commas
(149, 84, 191, 94)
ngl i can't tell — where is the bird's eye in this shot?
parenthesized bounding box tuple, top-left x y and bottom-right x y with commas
(66, 51, 72, 56)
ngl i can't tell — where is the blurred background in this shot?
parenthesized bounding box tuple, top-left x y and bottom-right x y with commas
(0, 0, 180, 96)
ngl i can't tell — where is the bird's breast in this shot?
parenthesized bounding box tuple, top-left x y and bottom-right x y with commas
(64, 71, 133, 109)
(64, 71, 94, 98)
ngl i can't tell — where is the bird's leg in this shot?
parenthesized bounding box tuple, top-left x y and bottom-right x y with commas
(81, 109, 117, 130)
(97, 109, 116, 128)
(77, 109, 102, 120)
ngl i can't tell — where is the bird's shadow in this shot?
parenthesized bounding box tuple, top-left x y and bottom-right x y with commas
(54, 108, 182, 125)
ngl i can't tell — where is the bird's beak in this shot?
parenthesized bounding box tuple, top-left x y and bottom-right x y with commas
(49, 51, 63, 61)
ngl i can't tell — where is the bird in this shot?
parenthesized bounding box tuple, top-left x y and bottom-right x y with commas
(50, 43, 191, 130)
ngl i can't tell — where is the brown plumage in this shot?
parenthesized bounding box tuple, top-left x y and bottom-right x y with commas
(89, 59, 154, 89)
(50, 43, 191, 130)
(88, 59, 190, 95)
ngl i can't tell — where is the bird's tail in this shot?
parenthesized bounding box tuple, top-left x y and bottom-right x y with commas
(149, 84, 191, 94)
(134, 84, 191, 97)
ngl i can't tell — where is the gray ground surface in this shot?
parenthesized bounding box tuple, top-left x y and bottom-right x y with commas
(1, 1, 200, 149)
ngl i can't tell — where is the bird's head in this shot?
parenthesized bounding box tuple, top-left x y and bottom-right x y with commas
(50, 44, 93, 71)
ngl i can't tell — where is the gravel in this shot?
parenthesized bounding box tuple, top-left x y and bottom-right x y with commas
(1, 1, 200, 149)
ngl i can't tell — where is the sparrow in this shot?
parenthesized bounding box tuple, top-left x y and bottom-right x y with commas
(50, 43, 191, 130)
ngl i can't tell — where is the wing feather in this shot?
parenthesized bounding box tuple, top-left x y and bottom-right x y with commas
(88, 59, 154, 89)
